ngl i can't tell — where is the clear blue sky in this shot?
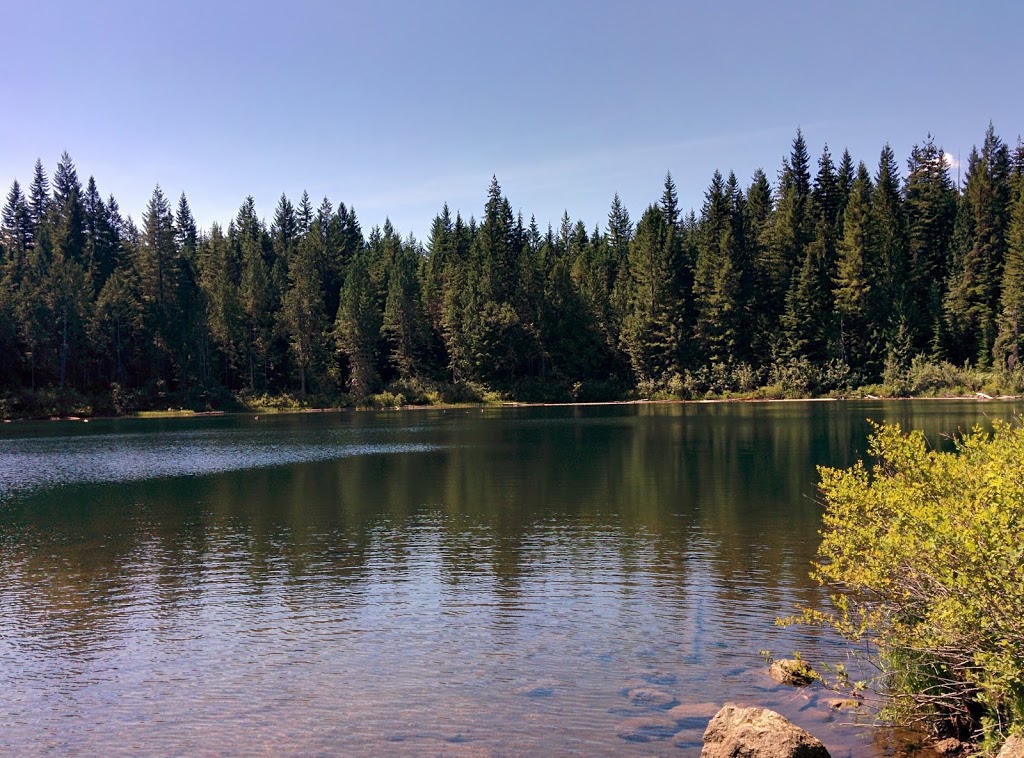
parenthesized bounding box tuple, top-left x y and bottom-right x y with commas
(2, 0, 1021, 241)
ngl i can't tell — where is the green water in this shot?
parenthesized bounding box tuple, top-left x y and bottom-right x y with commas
(0, 400, 1017, 756)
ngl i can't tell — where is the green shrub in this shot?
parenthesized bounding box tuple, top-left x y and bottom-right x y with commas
(806, 422, 1024, 744)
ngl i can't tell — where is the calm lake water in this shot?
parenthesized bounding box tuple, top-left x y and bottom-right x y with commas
(0, 400, 1019, 756)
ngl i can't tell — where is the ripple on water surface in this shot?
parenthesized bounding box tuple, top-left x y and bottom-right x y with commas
(3, 403, 1012, 755)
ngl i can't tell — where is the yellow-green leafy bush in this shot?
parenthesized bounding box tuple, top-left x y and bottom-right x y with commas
(811, 422, 1024, 743)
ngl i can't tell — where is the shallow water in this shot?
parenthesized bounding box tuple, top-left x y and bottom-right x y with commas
(0, 400, 1017, 756)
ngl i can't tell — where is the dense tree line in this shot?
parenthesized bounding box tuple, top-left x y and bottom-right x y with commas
(2, 126, 1023, 411)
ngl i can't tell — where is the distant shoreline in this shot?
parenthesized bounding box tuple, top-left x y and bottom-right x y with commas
(5, 391, 1019, 424)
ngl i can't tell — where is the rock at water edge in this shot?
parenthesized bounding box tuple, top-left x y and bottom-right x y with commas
(702, 703, 830, 758)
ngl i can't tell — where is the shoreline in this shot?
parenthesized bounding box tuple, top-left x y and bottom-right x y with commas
(4, 391, 1020, 424)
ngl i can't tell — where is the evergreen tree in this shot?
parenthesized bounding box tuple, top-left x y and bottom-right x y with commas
(782, 220, 832, 363)
(945, 125, 1012, 366)
(833, 164, 874, 372)
(620, 204, 676, 381)
(905, 137, 956, 353)
(297, 191, 313, 235)
(138, 185, 180, 385)
(607, 192, 634, 337)
(27, 159, 50, 234)
(439, 212, 475, 381)
(91, 264, 144, 389)
(694, 171, 742, 363)
(660, 172, 679, 228)
(282, 230, 328, 396)
(199, 223, 244, 386)
(270, 193, 298, 270)
(175, 193, 198, 260)
(422, 204, 454, 338)
(82, 177, 118, 291)
(2, 180, 32, 282)
(234, 197, 276, 390)
(51, 152, 86, 268)
(334, 250, 380, 397)
(993, 178, 1024, 370)
(744, 169, 774, 362)
(868, 145, 908, 362)
(382, 235, 427, 380)
(759, 130, 813, 350)
(812, 144, 841, 230)
(836, 148, 855, 220)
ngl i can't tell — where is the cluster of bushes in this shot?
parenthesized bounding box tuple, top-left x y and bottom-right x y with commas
(632, 357, 1024, 402)
(804, 422, 1024, 751)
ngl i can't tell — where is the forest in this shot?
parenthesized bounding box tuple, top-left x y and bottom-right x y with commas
(1, 125, 1023, 415)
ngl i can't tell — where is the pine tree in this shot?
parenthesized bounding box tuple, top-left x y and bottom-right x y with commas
(422, 204, 453, 337)
(694, 171, 743, 363)
(296, 191, 313, 235)
(28, 159, 50, 234)
(51, 152, 86, 268)
(758, 131, 814, 350)
(282, 230, 328, 396)
(173, 192, 205, 388)
(2, 180, 32, 282)
(382, 236, 426, 380)
(175, 193, 198, 260)
(744, 169, 773, 362)
(439, 212, 475, 382)
(270, 194, 297, 268)
(620, 204, 676, 381)
(660, 172, 679, 228)
(234, 197, 275, 391)
(91, 264, 144, 389)
(836, 149, 855, 221)
(82, 177, 118, 292)
(812, 144, 841, 230)
(139, 185, 179, 385)
(833, 163, 874, 373)
(199, 223, 244, 386)
(868, 145, 908, 361)
(945, 125, 1013, 366)
(334, 250, 381, 397)
(0, 271, 19, 386)
(905, 137, 956, 353)
(782, 221, 831, 363)
(993, 178, 1024, 370)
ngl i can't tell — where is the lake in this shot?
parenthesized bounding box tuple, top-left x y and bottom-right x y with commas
(0, 400, 1018, 756)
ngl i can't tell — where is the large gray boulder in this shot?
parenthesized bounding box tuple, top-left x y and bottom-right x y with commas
(702, 703, 830, 758)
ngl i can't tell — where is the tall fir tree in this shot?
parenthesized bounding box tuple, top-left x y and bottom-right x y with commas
(833, 163, 874, 373)
(2, 180, 32, 282)
(904, 137, 956, 354)
(868, 144, 909, 364)
(945, 125, 1012, 366)
(993, 178, 1024, 370)
(282, 229, 328, 396)
(334, 250, 381, 397)
(620, 204, 676, 382)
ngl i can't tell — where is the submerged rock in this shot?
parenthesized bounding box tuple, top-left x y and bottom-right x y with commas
(824, 698, 861, 711)
(640, 669, 679, 686)
(616, 715, 679, 742)
(768, 659, 818, 686)
(626, 686, 678, 709)
(701, 703, 830, 758)
(673, 726, 706, 749)
(515, 685, 554, 698)
(668, 702, 720, 720)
